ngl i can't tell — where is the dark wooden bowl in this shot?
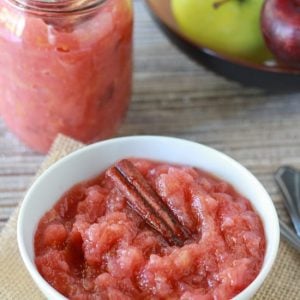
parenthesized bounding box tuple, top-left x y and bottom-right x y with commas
(145, 0, 300, 90)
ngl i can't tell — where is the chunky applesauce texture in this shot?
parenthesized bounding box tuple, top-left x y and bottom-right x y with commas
(0, 0, 132, 153)
(35, 159, 266, 299)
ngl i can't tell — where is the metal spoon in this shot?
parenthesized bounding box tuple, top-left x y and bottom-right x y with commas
(274, 166, 300, 252)
(274, 166, 300, 237)
(279, 219, 300, 252)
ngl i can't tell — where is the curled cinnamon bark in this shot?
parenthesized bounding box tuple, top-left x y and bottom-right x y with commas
(106, 159, 191, 246)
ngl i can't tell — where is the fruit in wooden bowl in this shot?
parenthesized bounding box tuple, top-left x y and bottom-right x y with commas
(171, 0, 271, 61)
(261, 0, 300, 68)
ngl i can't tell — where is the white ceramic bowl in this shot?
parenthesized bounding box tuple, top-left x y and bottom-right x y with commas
(18, 136, 280, 300)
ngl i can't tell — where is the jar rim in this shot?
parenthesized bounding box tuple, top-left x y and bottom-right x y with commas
(5, 0, 107, 15)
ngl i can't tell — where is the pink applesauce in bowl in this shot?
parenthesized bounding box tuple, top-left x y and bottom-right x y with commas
(34, 158, 265, 299)
(0, 0, 133, 153)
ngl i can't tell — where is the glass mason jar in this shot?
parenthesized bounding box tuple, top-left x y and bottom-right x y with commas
(0, 0, 133, 153)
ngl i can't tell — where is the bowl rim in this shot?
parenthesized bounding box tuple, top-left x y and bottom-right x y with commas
(17, 135, 280, 300)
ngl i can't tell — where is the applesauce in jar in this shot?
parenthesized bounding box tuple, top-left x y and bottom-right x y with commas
(0, 0, 133, 153)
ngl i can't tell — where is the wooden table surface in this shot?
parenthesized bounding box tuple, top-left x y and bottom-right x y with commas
(1, 0, 300, 232)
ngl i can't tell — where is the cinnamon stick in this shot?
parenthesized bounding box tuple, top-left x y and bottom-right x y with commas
(106, 159, 191, 246)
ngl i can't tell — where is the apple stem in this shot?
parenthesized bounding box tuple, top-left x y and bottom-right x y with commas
(213, 0, 232, 9)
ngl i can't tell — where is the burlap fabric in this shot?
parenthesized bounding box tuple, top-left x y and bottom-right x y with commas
(0, 135, 299, 299)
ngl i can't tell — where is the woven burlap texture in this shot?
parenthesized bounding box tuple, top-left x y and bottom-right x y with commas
(0, 135, 299, 299)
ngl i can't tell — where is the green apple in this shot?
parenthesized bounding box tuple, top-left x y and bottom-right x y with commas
(171, 0, 271, 61)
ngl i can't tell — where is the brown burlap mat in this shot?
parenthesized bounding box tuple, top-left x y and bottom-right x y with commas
(0, 135, 299, 299)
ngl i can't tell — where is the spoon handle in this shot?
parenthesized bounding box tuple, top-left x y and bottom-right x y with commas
(279, 219, 300, 252)
(275, 166, 300, 236)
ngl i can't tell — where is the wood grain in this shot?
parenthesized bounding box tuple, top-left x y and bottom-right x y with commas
(1, 0, 300, 232)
